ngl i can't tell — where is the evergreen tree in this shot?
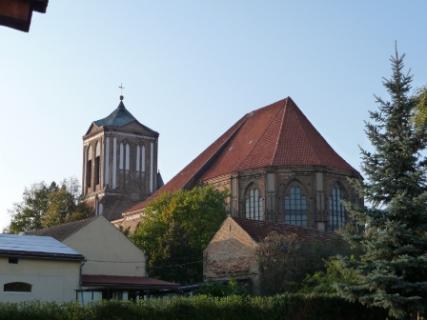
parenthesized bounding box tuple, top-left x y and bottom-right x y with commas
(339, 50, 427, 319)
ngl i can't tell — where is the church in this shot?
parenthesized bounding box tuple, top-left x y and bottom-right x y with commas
(81, 95, 361, 233)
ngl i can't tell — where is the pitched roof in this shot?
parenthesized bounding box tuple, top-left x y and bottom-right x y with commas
(81, 275, 179, 289)
(232, 217, 340, 243)
(0, 0, 48, 32)
(0, 234, 83, 261)
(30, 217, 97, 241)
(125, 97, 359, 214)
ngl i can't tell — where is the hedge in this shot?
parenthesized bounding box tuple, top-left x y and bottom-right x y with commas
(0, 294, 387, 320)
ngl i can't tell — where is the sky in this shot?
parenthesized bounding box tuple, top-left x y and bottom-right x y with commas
(0, 1, 426, 230)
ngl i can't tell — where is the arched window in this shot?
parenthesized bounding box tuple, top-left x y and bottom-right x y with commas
(245, 185, 264, 220)
(141, 145, 145, 172)
(94, 142, 101, 186)
(86, 145, 93, 189)
(125, 144, 130, 170)
(284, 185, 308, 226)
(119, 143, 124, 169)
(4, 282, 32, 292)
(329, 183, 346, 231)
(136, 145, 141, 171)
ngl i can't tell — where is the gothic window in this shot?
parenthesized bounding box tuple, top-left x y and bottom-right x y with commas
(245, 184, 264, 220)
(119, 143, 124, 169)
(86, 145, 93, 189)
(94, 142, 101, 186)
(4, 282, 32, 292)
(284, 185, 308, 226)
(329, 183, 346, 231)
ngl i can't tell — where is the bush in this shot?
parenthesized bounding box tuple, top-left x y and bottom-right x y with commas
(196, 279, 248, 297)
(0, 294, 388, 320)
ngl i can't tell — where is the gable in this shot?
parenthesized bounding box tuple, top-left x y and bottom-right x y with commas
(63, 217, 146, 277)
(204, 217, 259, 279)
(111, 121, 158, 138)
(84, 122, 103, 138)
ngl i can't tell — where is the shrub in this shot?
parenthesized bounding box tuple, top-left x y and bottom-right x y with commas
(0, 294, 388, 320)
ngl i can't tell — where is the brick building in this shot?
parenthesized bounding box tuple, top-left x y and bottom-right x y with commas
(204, 216, 342, 292)
(82, 95, 163, 221)
(114, 97, 361, 232)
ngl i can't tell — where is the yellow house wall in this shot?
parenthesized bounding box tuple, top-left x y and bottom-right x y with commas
(0, 257, 80, 303)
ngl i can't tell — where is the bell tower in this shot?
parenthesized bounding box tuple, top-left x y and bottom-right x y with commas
(82, 94, 161, 221)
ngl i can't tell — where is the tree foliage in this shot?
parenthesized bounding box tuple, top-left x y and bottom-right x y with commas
(8, 178, 92, 233)
(257, 231, 348, 295)
(414, 87, 427, 131)
(132, 185, 227, 284)
(337, 50, 427, 319)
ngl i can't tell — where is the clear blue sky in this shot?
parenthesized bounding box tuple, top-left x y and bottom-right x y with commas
(0, 1, 426, 230)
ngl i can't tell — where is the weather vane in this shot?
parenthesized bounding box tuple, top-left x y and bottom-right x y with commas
(119, 83, 125, 100)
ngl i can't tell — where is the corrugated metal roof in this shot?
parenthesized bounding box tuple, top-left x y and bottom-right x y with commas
(0, 234, 83, 260)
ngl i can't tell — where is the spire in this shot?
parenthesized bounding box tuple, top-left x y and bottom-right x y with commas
(119, 83, 125, 101)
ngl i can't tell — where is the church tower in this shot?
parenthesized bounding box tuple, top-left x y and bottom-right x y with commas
(82, 94, 161, 221)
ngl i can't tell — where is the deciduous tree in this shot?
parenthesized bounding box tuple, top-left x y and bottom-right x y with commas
(132, 186, 227, 284)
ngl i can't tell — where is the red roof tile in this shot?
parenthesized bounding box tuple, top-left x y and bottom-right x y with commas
(232, 217, 341, 243)
(124, 97, 359, 214)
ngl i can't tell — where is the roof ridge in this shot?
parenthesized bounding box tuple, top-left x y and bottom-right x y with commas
(271, 98, 289, 164)
(245, 97, 288, 116)
(291, 100, 353, 170)
(183, 115, 247, 187)
(238, 99, 287, 170)
(291, 100, 322, 165)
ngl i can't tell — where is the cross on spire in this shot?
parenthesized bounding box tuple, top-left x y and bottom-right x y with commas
(119, 83, 125, 100)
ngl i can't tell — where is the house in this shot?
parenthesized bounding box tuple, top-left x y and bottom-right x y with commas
(203, 216, 342, 292)
(114, 97, 361, 233)
(0, 234, 83, 303)
(32, 216, 178, 303)
(0, 0, 48, 32)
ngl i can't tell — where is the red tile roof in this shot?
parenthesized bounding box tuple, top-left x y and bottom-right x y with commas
(232, 217, 341, 243)
(81, 275, 179, 289)
(124, 97, 359, 214)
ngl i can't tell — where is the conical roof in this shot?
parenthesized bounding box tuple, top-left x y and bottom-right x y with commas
(125, 97, 359, 214)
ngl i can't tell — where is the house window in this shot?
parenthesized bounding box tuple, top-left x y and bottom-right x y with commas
(245, 185, 264, 220)
(329, 183, 346, 231)
(4, 282, 32, 292)
(284, 185, 308, 226)
(8, 257, 18, 264)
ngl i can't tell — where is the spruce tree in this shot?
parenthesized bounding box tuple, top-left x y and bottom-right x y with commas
(340, 49, 427, 319)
